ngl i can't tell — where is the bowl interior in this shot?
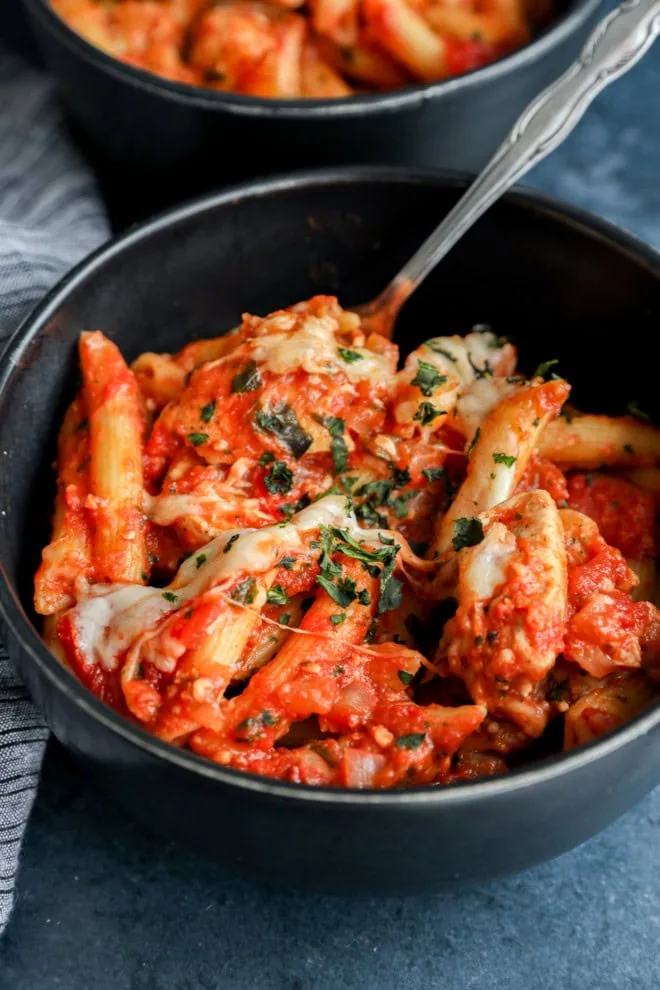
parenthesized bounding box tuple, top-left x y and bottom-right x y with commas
(1, 168, 659, 768)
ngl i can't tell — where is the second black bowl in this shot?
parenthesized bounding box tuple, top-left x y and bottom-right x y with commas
(1, 168, 660, 895)
(24, 0, 601, 220)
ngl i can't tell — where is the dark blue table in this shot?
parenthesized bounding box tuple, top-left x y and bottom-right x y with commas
(1, 14, 660, 988)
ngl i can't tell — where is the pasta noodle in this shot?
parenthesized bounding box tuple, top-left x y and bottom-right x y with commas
(35, 295, 660, 788)
(49, 0, 544, 98)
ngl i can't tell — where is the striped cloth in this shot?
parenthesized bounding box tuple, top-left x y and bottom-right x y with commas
(0, 45, 109, 934)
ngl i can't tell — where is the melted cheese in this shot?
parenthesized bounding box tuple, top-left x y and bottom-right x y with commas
(422, 331, 514, 386)
(454, 378, 519, 440)
(68, 496, 396, 672)
(462, 522, 516, 602)
(149, 493, 271, 527)
(250, 314, 393, 384)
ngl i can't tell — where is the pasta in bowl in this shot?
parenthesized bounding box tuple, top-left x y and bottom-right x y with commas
(49, 0, 549, 98)
(34, 293, 660, 789)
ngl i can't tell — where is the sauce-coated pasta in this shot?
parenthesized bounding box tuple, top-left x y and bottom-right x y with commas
(49, 0, 548, 98)
(35, 296, 660, 788)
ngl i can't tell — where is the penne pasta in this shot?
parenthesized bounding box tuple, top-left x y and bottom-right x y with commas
(363, 0, 447, 81)
(538, 414, 660, 469)
(37, 295, 660, 789)
(80, 331, 147, 584)
(34, 394, 94, 615)
(51, 0, 544, 96)
(433, 378, 569, 556)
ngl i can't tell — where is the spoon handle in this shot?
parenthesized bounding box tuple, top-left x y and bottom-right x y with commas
(375, 0, 660, 313)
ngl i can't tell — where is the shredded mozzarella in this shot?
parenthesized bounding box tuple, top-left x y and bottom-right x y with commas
(462, 522, 517, 602)
(249, 314, 393, 384)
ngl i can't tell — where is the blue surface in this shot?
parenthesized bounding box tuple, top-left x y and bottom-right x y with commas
(2, 19, 660, 990)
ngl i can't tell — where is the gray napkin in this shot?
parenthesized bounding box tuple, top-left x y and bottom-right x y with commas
(0, 45, 109, 934)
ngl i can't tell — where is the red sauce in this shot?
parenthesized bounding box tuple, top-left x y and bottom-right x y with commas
(567, 473, 656, 560)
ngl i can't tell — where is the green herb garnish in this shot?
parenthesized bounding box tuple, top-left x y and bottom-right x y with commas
(231, 360, 261, 394)
(532, 359, 559, 380)
(395, 733, 426, 751)
(264, 460, 294, 496)
(188, 432, 209, 447)
(411, 361, 447, 397)
(493, 452, 516, 468)
(255, 403, 312, 459)
(338, 348, 363, 364)
(452, 517, 484, 551)
(267, 585, 290, 606)
(200, 400, 216, 423)
(414, 402, 445, 426)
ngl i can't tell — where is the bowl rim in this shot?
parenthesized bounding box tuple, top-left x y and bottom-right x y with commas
(2, 163, 660, 808)
(25, 0, 603, 119)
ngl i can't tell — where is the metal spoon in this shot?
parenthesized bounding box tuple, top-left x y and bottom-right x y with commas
(357, 0, 660, 338)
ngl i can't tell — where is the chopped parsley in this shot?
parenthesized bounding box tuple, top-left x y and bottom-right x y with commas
(200, 400, 216, 423)
(255, 403, 312, 459)
(422, 466, 446, 484)
(267, 585, 290, 606)
(356, 479, 393, 505)
(532, 358, 559, 380)
(466, 427, 481, 456)
(188, 432, 209, 447)
(230, 577, 258, 605)
(411, 361, 447, 397)
(330, 612, 347, 626)
(235, 717, 262, 742)
(467, 353, 493, 379)
(452, 516, 484, 552)
(278, 556, 296, 570)
(316, 525, 402, 616)
(389, 491, 415, 519)
(161, 591, 178, 604)
(231, 360, 261, 394)
(338, 348, 363, 364)
(395, 732, 426, 750)
(316, 415, 349, 474)
(414, 402, 445, 426)
(332, 665, 345, 677)
(493, 452, 516, 468)
(279, 494, 312, 518)
(488, 335, 509, 349)
(195, 553, 207, 569)
(264, 460, 294, 496)
(624, 443, 635, 455)
(261, 711, 277, 727)
(259, 451, 275, 465)
(318, 573, 360, 608)
(392, 466, 411, 488)
(397, 669, 414, 686)
(355, 502, 388, 527)
(627, 400, 650, 422)
(279, 613, 291, 626)
(425, 341, 456, 361)
(223, 534, 240, 554)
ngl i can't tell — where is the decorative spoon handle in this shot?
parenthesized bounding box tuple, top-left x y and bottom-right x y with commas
(363, 0, 660, 323)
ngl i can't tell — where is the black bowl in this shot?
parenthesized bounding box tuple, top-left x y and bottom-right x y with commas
(23, 0, 601, 220)
(2, 167, 660, 896)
